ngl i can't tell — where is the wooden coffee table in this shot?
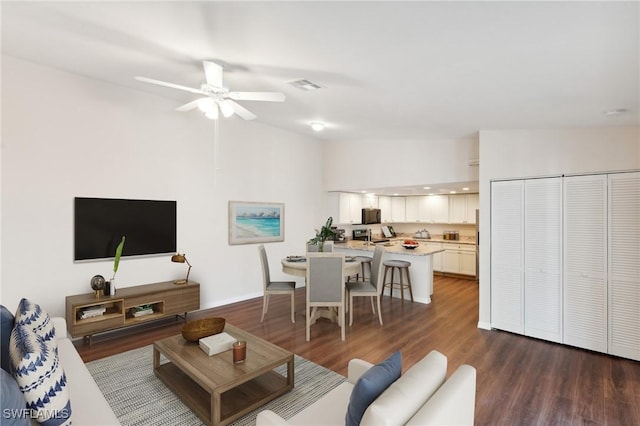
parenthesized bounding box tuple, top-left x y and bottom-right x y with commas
(153, 323, 294, 425)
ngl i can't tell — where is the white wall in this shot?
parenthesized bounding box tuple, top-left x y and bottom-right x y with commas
(478, 127, 640, 329)
(0, 56, 323, 317)
(322, 136, 479, 191)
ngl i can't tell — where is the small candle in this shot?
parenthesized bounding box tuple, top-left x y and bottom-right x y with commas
(233, 341, 246, 364)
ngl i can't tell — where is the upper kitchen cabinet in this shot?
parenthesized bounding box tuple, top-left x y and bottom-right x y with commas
(390, 197, 406, 222)
(378, 196, 391, 222)
(405, 197, 421, 222)
(449, 194, 479, 224)
(420, 195, 449, 223)
(339, 192, 363, 224)
(362, 193, 379, 209)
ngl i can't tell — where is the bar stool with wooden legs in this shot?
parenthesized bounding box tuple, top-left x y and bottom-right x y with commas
(381, 259, 414, 302)
(347, 256, 372, 282)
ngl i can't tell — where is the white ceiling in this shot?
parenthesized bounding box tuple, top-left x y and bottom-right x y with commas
(2, 1, 638, 143)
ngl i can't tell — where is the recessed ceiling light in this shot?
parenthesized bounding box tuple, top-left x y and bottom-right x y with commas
(310, 122, 325, 131)
(603, 108, 628, 116)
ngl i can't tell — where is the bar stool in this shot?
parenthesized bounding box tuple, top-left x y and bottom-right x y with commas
(347, 256, 372, 282)
(382, 259, 414, 302)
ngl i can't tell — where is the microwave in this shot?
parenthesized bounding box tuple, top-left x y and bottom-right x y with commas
(361, 208, 381, 224)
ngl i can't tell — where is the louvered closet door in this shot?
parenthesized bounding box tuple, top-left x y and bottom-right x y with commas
(563, 175, 608, 352)
(524, 178, 562, 343)
(608, 172, 640, 360)
(491, 180, 524, 334)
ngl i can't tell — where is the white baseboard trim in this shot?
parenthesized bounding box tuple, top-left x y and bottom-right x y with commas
(477, 321, 492, 330)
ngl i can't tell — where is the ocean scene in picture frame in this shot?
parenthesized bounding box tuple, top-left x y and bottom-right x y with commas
(229, 201, 285, 244)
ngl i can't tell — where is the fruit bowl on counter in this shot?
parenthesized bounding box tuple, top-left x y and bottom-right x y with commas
(402, 240, 419, 249)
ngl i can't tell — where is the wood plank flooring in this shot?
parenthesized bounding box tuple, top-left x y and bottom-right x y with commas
(75, 276, 640, 425)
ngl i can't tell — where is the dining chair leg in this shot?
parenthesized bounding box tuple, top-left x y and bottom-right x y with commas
(340, 306, 345, 341)
(290, 293, 295, 323)
(370, 296, 375, 314)
(376, 295, 383, 325)
(260, 294, 269, 323)
(349, 293, 354, 326)
(306, 305, 311, 341)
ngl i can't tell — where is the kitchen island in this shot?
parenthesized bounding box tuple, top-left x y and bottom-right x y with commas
(334, 240, 444, 304)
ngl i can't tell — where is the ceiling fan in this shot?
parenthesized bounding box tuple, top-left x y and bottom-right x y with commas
(135, 61, 285, 120)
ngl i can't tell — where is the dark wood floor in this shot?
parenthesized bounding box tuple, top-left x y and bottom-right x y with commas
(75, 276, 640, 425)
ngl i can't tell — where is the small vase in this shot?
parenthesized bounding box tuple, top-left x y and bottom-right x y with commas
(318, 241, 325, 252)
(110, 278, 116, 296)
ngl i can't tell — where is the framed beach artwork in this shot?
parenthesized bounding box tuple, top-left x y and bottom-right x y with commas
(228, 201, 285, 245)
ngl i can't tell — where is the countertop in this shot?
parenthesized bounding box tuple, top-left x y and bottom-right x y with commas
(334, 240, 445, 256)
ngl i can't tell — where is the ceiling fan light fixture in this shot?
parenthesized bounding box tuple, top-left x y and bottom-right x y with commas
(205, 107, 219, 120)
(197, 98, 215, 113)
(310, 122, 325, 132)
(219, 99, 235, 118)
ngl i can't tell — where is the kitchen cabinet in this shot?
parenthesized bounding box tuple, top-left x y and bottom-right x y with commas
(420, 195, 448, 223)
(442, 243, 476, 276)
(378, 196, 391, 222)
(339, 193, 362, 224)
(390, 197, 406, 222)
(362, 193, 379, 209)
(405, 197, 420, 222)
(449, 194, 479, 224)
(425, 242, 443, 272)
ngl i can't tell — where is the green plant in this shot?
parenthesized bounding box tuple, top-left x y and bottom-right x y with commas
(308, 217, 336, 251)
(111, 236, 125, 281)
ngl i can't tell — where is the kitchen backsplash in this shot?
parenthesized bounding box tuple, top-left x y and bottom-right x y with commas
(340, 222, 476, 241)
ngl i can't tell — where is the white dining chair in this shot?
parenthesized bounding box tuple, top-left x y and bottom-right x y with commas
(345, 246, 385, 326)
(305, 253, 346, 341)
(258, 244, 296, 323)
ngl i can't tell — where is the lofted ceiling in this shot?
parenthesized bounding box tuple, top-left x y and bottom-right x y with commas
(2, 1, 638, 195)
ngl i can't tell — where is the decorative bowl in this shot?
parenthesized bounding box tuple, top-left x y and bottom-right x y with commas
(181, 317, 225, 342)
(402, 244, 419, 249)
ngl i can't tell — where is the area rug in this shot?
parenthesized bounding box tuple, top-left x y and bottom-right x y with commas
(86, 345, 345, 426)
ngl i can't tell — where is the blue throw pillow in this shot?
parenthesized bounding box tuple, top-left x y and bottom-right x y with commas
(14, 299, 55, 343)
(1, 369, 30, 426)
(9, 325, 72, 426)
(1, 304, 15, 373)
(345, 351, 402, 426)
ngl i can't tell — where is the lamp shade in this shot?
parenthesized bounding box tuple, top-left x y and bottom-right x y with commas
(171, 253, 192, 284)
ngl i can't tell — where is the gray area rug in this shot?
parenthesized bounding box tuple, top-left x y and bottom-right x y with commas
(86, 345, 345, 425)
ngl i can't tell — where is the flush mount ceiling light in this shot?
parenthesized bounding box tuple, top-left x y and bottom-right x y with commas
(603, 108, 628, 116)
(310, 122, 326, 131)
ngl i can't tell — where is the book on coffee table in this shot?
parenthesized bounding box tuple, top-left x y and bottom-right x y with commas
(199, 332, 236, 356)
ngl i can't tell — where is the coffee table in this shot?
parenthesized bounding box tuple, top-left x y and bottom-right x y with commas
(153, 323, 294, 425)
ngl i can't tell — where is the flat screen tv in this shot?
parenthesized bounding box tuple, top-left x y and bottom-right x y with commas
(74, 197, 177, 261)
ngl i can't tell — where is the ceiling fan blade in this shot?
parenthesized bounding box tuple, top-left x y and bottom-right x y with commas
(203, 61, 223, 88)
(228, 91, 286, 102)
(134, 76, 206, 95)
(226, 100, 257, 120)
(175, 98, 208, 112)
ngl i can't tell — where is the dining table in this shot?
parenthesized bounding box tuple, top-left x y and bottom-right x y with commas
(281, 255, 363, 324)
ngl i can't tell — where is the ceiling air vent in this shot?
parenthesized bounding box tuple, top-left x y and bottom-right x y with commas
(288, 79, 323, 91)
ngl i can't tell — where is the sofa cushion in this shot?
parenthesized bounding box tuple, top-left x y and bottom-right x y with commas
(345, 351, 401, 426)
(14, 299, 55, 343)
(1, 304, 15, 374)
(360, 350, 447, 426)
(9, 325, 72, 426)
(1, 369, 30, 426)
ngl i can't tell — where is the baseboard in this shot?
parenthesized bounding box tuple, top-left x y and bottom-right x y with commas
(477, 321, 492, 330)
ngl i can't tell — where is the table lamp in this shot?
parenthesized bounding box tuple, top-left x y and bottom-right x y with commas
(171, 253, 192, 285)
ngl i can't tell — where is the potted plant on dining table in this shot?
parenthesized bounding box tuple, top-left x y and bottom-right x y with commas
(308, 217, 336, 252)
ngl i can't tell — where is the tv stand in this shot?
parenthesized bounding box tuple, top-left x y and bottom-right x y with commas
(65, 281, 200, 343)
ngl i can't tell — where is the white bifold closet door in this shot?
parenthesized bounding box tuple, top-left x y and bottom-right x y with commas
(608, 172, 640, 361)
(491, 180, 524, 334)
(563, 174, 608, 353)
(524, 178, 562, 343)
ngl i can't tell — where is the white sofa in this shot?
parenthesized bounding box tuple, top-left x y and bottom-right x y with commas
(51, 317, 120, 425)
(257, 350, 476, 426)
